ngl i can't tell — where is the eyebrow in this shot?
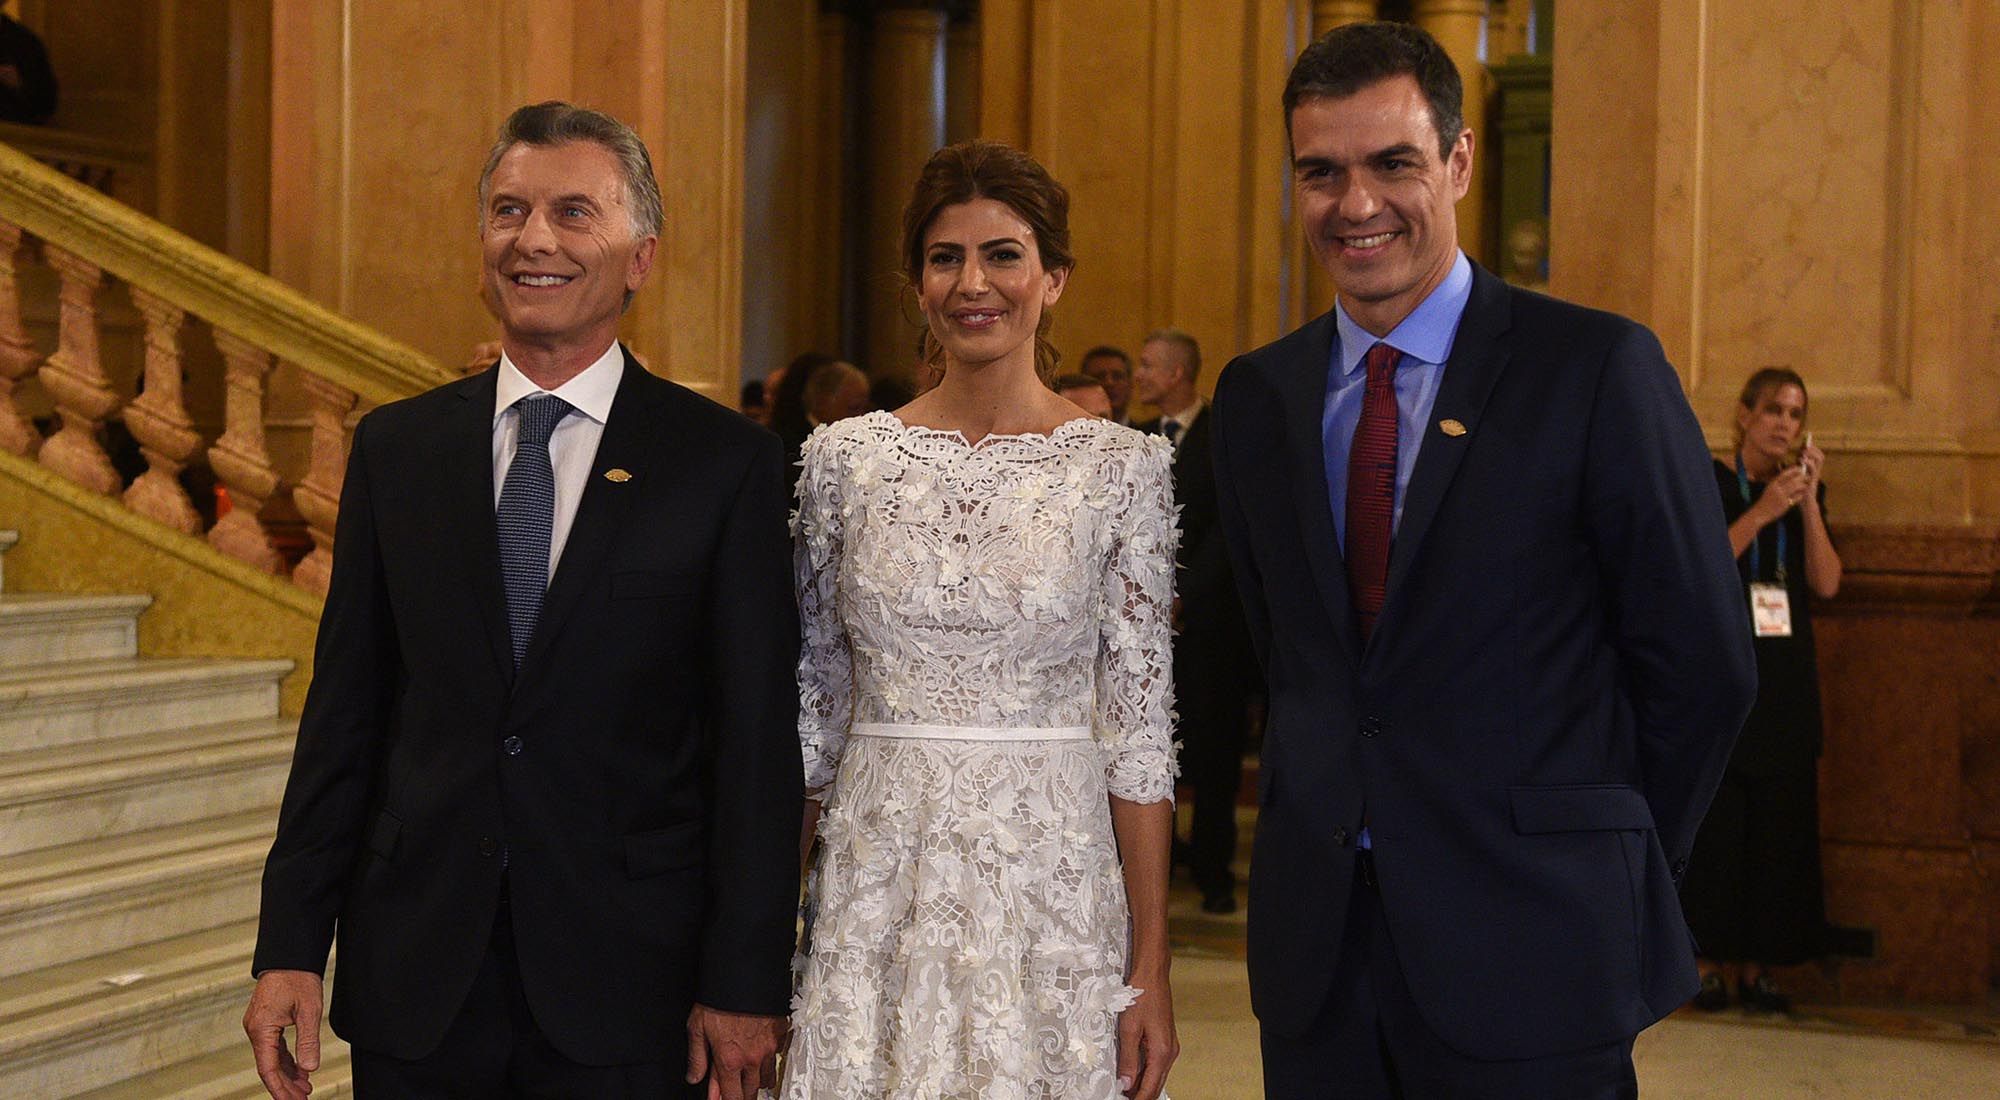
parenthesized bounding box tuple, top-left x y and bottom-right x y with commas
(1294, 143, 1427, 171)
(929, 237, 1026, 250)
(489, 191, 603, 211)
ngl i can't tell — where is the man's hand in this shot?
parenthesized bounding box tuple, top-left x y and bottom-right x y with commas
(243, 969, 324, 1100)
(685, 1003, 784, 1100)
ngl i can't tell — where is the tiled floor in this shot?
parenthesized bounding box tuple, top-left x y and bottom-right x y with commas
(1162, 809, 2000, 1098)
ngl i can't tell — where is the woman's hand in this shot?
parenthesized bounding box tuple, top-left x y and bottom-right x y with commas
(1798, 441, 1826, 507)
(1753, 464, 1811, 523)
(1116, 970, 1178, 1100)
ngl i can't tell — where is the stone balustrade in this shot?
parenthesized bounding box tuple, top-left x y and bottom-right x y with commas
(0, 140, 451, 597)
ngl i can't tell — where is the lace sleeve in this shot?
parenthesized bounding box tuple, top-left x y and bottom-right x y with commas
(1094, 436, 1180, 803)
(793, 426, 854, 796)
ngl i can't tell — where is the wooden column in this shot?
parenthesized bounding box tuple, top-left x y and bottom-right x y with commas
(122, 288, 203, 533)
(862, 3, 948, 378)
(36, 246, 121, 495)
(1413, 0, 1494, 267)
(0, 222, 41, 456)
(945, 5, 980, 144)
(813, 4, 855, 359)
(206, 329, 283, 573)
(1487, 0, 1532, 60)
(1303, 2, 1383, 319)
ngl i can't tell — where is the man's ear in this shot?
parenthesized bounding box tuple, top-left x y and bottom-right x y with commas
(626, 234, 659, 291)
(1447, 129, 1474, 202)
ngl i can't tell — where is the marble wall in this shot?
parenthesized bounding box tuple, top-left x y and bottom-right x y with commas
(1555, 0, 2000, 528)
(1556, 0, 2000, 1001)
(267, 0, 747, 402)
(979, 0, 1308, 395)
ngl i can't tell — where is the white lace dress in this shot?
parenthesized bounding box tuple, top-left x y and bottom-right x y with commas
(781, 411, 1179, 1099)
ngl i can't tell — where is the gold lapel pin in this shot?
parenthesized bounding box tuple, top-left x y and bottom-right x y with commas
(603, 468, 633, 483)
(1439, 419, 1467, 437)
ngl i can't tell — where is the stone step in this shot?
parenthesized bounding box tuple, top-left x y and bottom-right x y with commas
(0, 592, 151, 670)
(71, 1040, 355, 1100)
(0, 717, 297, 857)
(0, 920, 258, 1099)
(0, 657, 290, 749)
(0, 811, 271, 980)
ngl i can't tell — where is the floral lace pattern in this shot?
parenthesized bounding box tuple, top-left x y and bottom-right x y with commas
(782, 411, 1179, 1098)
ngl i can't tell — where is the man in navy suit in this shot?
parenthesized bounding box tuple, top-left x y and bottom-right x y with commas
(1210, 24, 1755, 1097)
(242, 103, 800, 1100)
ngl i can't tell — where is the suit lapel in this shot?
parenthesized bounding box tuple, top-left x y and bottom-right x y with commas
(1279, 311, 1362, 667)
(514, 348, 656, 687)
(446, 368, 515, 685)
(1381, 265, 1515, 616)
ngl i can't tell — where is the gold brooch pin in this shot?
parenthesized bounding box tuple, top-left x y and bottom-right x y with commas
(603, 468, 633, 483)
(1439, 419, 1467, 437)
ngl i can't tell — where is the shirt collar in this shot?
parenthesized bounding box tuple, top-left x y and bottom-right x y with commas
(1161, 398, 1205, 427)
(1332, 250, 1474, 378)
(492, 342, 625, 426)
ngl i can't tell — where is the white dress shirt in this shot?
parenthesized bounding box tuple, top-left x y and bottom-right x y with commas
(1159, 399, 1205, 450)
(491, 343, 623, 582)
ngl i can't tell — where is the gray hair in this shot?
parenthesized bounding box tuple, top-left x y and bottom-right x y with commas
(1145, 327, 1202, 383)
(478, 101, 664, 242)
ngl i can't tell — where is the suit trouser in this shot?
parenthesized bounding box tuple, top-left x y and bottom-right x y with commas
(1261, 854, 1639, 1100)
(1174, 629, 1252, 895)
(350, 890, 697, 1099)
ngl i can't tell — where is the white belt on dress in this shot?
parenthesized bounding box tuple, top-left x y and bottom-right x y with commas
(850, 722, 1093, 742)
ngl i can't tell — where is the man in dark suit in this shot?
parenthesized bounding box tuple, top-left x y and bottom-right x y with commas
(242, 103, 801, 1100)
(1133, 329, 1257, 914)
(1210, 24, 1755, 1097)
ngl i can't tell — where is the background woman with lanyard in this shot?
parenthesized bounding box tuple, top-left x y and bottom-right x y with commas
(1684, 367, 1844, 1013)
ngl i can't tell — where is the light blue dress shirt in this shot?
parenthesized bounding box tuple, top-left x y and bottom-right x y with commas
(1322, 251, 1474, 551)
(1323, 253, 1473, 852)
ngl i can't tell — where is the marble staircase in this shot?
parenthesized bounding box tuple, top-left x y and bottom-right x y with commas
(0, 530, 353, 1098)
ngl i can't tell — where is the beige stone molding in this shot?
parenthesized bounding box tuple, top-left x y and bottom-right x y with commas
(0, 141, 452, 407)
(1822, 522, 2000, 613)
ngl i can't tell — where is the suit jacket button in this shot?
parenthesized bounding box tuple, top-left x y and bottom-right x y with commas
(503, 735, 523, 756)
(478, 837, 497, 857)
(1360, 716, 1382, 738)
(1672, 858, 1689, 879)
(1332, 826, 1351, 847)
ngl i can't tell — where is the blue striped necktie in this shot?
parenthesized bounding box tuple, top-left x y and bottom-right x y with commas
(497, 395, 574, 666)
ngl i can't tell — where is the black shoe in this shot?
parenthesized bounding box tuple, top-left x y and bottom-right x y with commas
(1691, 973, 1729, 1012)
(1199, 886, 1237, 914)
(1739, 975, 1791, 1014)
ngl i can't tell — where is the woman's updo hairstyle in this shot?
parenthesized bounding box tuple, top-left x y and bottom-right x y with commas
(900, 140, 1074, 385)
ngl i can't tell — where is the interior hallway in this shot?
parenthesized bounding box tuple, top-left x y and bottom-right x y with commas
(1164, 809, 2000, 1098)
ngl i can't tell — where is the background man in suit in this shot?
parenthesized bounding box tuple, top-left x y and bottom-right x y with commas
(1080, 344, 1137, 425)
(1210, 24, 1754, 1097)
(1133, 329, 1257, 914)
(241, 102, 801, 1100)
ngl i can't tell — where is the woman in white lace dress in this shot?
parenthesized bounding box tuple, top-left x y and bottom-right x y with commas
(782, 141, 1180, 1100)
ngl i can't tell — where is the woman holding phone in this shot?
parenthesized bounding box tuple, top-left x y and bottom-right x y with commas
(1682, 368, 1842, 1014)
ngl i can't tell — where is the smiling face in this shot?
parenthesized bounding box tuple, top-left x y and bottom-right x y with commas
(1737, 383, 1808, 469)
(481, 140, 657, 359)
(916, 197, 1067, 375)
(1291, 74, 1471, 336)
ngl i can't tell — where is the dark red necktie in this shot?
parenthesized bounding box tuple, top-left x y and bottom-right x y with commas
(1345, 343, 1401, 641)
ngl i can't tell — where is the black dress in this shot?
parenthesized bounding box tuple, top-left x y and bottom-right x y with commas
(1681, 460, 1829, 964)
